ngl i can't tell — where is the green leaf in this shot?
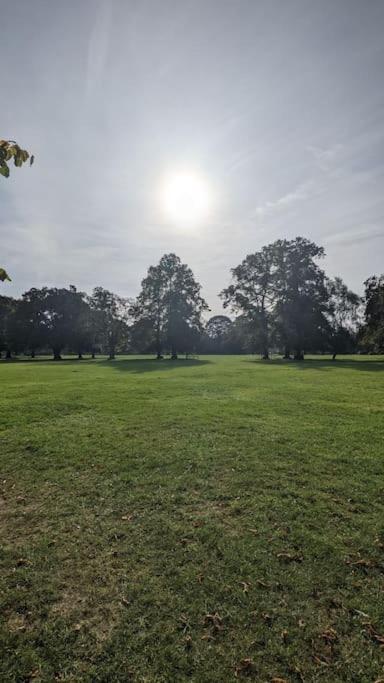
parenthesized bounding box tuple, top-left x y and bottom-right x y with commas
(0, 267, 11, 282)
(0, 163, 9, 178)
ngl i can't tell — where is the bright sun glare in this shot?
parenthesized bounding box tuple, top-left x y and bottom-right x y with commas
(160, 170, 212, 227)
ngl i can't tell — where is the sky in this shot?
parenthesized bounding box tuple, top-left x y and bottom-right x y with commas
(1, 0, 384, 315)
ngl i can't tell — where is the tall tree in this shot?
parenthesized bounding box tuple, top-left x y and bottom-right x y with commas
(90, 288, 130, 360)
(272, 237, 330, 359)
(220, 246, 277, 359)
(326, 277, 361, 359)
(0, 295, 16, 358)
(203, 315, 232, 353)
(133, 254, 208, 359)
(19, 286, 90, 360)
(360, 275, 384, 353)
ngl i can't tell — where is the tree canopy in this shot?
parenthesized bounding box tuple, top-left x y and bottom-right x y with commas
(132, 253, 208, 359)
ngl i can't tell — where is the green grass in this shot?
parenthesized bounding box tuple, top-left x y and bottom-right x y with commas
(1, 355, 384, 682)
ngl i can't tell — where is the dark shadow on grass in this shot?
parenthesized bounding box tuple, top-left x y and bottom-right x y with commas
(243, 358, 384, 372)
(98, 357, 212, 374)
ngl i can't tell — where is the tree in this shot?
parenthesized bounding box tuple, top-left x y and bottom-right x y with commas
(220, 247, 276, 359)
(359, 275, 384, 353)
(326, 277, 361, 359)
(7, 295, 44, 358)
(132, 254, 208, 359)
(0, 295, 16, 358)
(202, 315, 232, 353)
(19, 286, 90, 360)
(271, 237, 330, 359)
(221, 237, 331, 360)
(90, 288, 130, 360)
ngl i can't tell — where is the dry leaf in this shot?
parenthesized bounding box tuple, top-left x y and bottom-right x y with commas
(277, 551, 303, 563)
(364, 622, 384, 645)
(281, 629, 289, 643)
(234, 658, 255, 677)
(183, 635, 193, 649)
(203, 612, 223, 632)
(240, 581, 251, 593)
(271, 678, 289, 683)
(321, 628, 337, 643)
(256, 579, 268, 588)
(121, 514, 134, 522)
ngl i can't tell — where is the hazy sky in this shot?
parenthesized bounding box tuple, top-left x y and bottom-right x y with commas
(2, 0, 384, 314)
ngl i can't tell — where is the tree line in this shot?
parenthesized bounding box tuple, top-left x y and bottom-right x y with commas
(0, 238, 383, 360)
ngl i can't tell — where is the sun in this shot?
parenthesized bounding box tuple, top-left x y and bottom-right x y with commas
(160, 169, 212, 227)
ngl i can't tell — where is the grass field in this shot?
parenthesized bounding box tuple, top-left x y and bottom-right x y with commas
(1, 355, 384, 682)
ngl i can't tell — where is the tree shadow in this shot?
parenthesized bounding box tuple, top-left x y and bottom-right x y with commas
(243, 358, 384, 372)
(98, 357, 212, 374)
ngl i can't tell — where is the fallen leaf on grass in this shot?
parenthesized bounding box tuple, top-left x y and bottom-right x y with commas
(203, 612, 223, 632)
(121, 598, 130, 608)
(179, 614, 190, 633)
(234, 658, 255, 677)
(121, 514, 134, 522)
(321, 628, 338, 643)
(255, 579, 268, 589)
(281, 629, 289, 644)
(197, 573, 204, 583)
(277, 551, 303, 563)
(15, 558, 30, 567)
(240, 581, 251, 593)
(183, 635, 193, 649)
(345, 557, 377, 569)
(201, 633, 215, 641)
(313, 654, 330, 666)
(363, 622, 384, 646)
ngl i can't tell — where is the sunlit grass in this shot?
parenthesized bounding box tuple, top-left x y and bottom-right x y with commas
(1, 355, 383, 681)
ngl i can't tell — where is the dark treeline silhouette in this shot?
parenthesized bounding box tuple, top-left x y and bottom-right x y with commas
(1, 238, 383, 360)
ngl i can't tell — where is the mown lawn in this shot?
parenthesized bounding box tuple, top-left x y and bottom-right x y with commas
(1, 355, 383, 682)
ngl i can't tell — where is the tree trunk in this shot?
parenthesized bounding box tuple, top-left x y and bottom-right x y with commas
(91, 350, 96, 359)
(78, 352, 83, 360)
(261, 349, 270, 360)
(283, 347, 290, 359)
(156, 352, 163, 359)
(332, 352, 337, 360)
(5, 349, 11, 359)
(108, 348, 115, 360)
(171, 352, 178, 360)
(31, 349, 35, 359)
(53, 348, 62, 360)
(294, 350, 304, 360)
